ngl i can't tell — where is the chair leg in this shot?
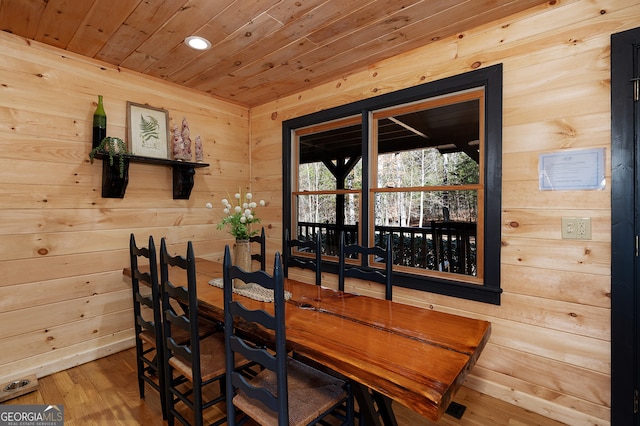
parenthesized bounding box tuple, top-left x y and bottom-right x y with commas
(136, 346, 146, 399)
(165, 365, 176, 426)
(194, 387, 203, 426)
(137, 367, 145, 399)
(156, 356, 168, 420)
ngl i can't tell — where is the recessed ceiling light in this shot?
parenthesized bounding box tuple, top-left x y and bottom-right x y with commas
(185, 36, 211, 50)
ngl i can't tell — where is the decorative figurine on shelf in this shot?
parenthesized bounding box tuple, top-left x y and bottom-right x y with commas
(195, 135, 203, 162)
(181, 116, 193, 161)
(172, 124, 186, 161)
(89, 136, 128, 178)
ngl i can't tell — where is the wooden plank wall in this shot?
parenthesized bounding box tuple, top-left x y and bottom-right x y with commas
(249, 0, 638, 424)
(0, 0, 633, 424)
(0, 31, 250, 383)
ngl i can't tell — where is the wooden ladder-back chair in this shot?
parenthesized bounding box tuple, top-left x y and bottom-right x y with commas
(284, 228, 322, 286)
(223, 247, 354, 426)
(129, 233, 167, 419)
(159, 238, 232, 426)
(250, 227, 266, 271)
(338, 232, 394, 300)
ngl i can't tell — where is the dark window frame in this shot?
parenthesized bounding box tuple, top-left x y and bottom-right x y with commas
(283, 64, 503, 304)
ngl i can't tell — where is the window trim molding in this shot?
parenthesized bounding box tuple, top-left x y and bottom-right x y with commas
(283, 64, 502, 305)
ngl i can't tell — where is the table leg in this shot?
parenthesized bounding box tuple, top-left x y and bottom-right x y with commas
(352, 383, 398, 426)
(372, 390, 397, 426)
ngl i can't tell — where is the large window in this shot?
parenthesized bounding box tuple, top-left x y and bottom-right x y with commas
(283, 65, 502, 304)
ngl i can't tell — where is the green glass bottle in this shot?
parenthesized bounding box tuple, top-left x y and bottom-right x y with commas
(92, 95, 106, 149)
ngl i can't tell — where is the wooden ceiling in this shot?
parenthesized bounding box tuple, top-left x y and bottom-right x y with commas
(0, 0, 546, 107)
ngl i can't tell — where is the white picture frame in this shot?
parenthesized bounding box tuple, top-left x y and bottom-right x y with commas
(127, 101, 170, 159)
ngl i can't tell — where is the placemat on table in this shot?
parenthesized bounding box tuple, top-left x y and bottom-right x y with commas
(209, 278, 292, 302)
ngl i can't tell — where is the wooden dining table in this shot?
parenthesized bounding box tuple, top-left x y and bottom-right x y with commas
(124, 258, 491, 425)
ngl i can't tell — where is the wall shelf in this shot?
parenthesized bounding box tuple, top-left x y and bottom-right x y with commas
(92, 153, 209, 199)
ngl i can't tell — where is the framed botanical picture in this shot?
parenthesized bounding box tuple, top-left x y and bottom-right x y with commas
(127, 101, 170, 159)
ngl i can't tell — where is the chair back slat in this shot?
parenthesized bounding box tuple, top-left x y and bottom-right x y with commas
(338, 232, 394, 300)
(342, 267, 388, 284)
(135, 291, 154, 309)
(228, 334, 277, 371)
(163, 309, 193, 364)
(284, 228, 322, 285)
(250, 227, 267, 270)
(163, 279, 190, 307)
(231, 373, 281, 413)
(229, 302, 278, 331)
(135, 316, 154, 333)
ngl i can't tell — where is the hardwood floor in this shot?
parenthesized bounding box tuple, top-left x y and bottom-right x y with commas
(4, 348, 566, 425)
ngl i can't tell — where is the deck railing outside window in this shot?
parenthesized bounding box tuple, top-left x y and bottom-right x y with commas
(295, 221, 477, 276)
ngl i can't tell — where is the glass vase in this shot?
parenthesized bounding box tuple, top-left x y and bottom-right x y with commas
(233, 239, 252, 288)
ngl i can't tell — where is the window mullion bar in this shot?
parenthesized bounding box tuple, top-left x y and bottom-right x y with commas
(373, 184, 482, 193)
(361, 109, 372, 258)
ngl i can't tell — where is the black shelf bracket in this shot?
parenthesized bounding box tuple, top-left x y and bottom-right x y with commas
(101, 157, 129, 198)
(92, 153, 208, 199)
(173, 165, 196, 199)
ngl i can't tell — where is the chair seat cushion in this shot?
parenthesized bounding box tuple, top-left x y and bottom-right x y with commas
(169, 332, 251, 383)
(169, 333, 227, 382)
(138, 330, 156, 346)
(234, 358, 347, 426)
